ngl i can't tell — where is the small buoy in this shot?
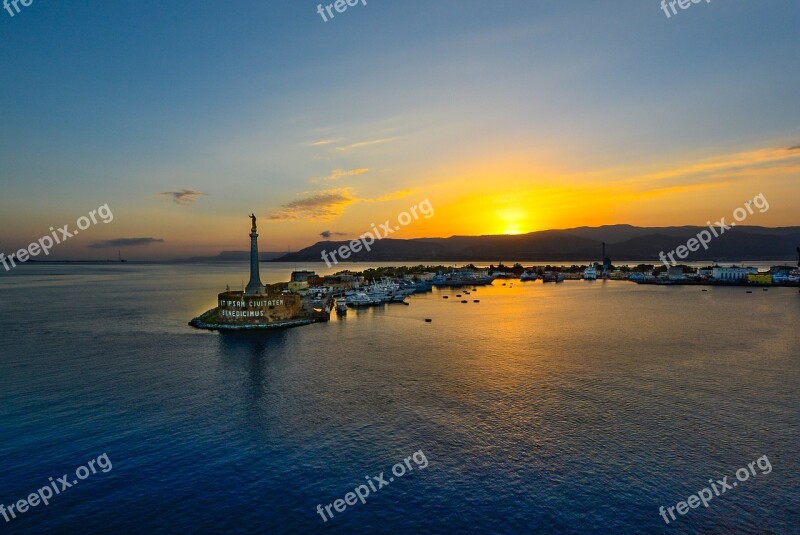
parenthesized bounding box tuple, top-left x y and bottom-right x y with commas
(461, 300, 468, 303)
(473, 300, 480, 303)
(456, 294, 462, 297)
(702, 289, 708, 292)
(443, 296, 449, 299)
(746, 291, 753, 293)
(425, 318, 432, 322)
(762, 288, 768, 291)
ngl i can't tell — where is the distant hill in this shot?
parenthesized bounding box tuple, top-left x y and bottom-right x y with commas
(271, 225, 800, 263)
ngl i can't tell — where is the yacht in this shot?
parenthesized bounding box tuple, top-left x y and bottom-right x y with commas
(583, 265, 598, 280)
(346, 291, 374, 307)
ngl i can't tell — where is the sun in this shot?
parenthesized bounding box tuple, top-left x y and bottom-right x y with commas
(495, 207, 528, 235)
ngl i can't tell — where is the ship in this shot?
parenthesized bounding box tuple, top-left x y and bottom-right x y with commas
(542, 271, 565, 283)
(346, 291, 374, 307)
(431, 270, 495, 287)
(583, 265, 598, 280)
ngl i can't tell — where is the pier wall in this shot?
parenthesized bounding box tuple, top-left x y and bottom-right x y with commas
(216, 291, 302, 325)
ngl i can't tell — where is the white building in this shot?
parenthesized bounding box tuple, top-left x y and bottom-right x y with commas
(667, 267, 685, 280)
(711, 266, 758, 281)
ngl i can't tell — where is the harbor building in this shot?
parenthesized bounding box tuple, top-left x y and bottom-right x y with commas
(747, 273, 773, 285)
(711, 266, 758, 282)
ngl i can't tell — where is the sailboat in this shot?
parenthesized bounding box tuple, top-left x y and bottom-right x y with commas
(118, 250, 127, 263)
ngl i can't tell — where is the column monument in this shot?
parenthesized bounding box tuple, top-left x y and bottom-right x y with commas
(245, 213, 264, 295)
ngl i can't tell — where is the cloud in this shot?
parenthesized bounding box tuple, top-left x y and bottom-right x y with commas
(320, 230, 349, 239)
(788, 145, 800, 151)
(335, 138, 393, 153)
(308, 139, 336, 146)
(327, 168, 369, 181)
(610, 145, 800, 193)
(268, 189, 358, 221)
(267, 187, 416, 221)
(88, 238, 165, 249)
(160, 189, 205, 205)
(370, 189, 416, 202)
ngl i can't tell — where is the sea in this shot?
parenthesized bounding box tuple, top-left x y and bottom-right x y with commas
(0, 262, 798, 534)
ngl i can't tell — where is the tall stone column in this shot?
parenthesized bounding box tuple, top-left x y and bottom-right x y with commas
(245, 214, 264, 295)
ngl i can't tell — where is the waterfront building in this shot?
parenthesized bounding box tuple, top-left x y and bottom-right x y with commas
(288, 280, 310, 294)
(747, 273, 773, 284)
(697, 268, 713, 279)
(667, 267, 685, 281)
(290, 270, 317, 282)
(712, 266, 758, 281)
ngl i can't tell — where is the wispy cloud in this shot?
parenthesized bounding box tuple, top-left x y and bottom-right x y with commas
(370, 189, 417, 202)
(160, 189, 205, 205)
(320, 230, 349, 239)
(335, 138, 394, 153)
(308, 139, 336, 147)
(268, 189, 358, 221)
(268, 187, 416, 221)
(88, 238, 165, 249)
(607, 145, 800, 194)
(313, 168, 370, 182)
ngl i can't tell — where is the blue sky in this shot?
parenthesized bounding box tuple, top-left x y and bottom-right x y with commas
(1, 0, 798, 259)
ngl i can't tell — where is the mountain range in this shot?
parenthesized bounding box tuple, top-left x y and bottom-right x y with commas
(265, 224, 800, 263)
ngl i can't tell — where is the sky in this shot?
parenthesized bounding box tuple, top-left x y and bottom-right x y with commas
(1, 0, 799, 260)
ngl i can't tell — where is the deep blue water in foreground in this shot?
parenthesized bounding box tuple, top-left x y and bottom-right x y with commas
(1, 264, 798, 534)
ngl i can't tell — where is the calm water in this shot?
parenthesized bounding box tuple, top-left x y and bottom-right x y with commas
(1, 263, 798, 534)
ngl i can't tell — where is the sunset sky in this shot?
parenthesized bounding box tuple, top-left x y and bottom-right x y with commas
(1, 1, 799, 260)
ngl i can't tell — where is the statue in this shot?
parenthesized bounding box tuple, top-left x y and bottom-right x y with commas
(249, 213, 257, 232)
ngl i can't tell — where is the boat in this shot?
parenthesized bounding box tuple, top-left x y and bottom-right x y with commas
(520, 271, 538, 281)
(346, 291, 374, 307)
(583, 265, 598, 280)
(335, 298, 348, 315)
(542, 271, 565, 283)
(431, 270, 495, 287)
